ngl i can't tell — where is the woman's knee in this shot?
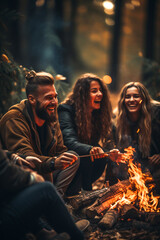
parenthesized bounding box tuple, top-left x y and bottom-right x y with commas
(36, 181, 58, 194)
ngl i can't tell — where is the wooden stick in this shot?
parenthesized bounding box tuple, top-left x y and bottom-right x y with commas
(79, 151, 110, 158)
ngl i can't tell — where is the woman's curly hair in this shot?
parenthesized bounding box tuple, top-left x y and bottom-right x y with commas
(117, 82, 154, 157)
(62, 73, 112, 145)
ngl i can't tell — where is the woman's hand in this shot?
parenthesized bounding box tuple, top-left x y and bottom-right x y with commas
(107, 149, 123, 162)
(89, 147, 105, 162)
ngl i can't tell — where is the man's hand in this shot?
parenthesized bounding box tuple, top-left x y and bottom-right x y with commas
(148, 154, 160, 165)
(89, 147, 105, 162)
(25, 156, 42, 169)
(11, 154, 38, 170)
(54, 152, 78, 170)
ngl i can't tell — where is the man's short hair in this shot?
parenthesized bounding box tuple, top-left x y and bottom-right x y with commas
(25, 70, 54, 97)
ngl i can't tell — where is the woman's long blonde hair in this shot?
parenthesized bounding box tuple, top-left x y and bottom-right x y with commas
(117, 82, 153, 157)
(62, 73, 112, 145)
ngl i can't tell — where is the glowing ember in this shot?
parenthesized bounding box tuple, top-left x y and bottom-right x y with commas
(136, 128, 140, 133)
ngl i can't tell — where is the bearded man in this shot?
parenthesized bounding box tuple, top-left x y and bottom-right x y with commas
(0, 71, 79, 197)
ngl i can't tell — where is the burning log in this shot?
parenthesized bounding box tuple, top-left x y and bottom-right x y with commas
(132, 220, 151, 230)
(86, 180, 133, 218)
(120, 204, 139, 220)
(98, 208, 119, 229)
(98, 203, 139, 229)
(138, 211, 160, 226)
(68, 187, 110, 210)
(97, 179, 131, 204)
(146, 212, 160, 226)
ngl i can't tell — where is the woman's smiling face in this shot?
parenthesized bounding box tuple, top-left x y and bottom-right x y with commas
(88, 81, 103, 113)
(124, 86, 142, 116)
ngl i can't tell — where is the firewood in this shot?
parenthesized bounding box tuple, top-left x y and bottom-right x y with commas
(144, 212, 160, 226)
(98, 208, 119, 229)
(84, 200, 100, 219)
(97, 192, 123, 215)
(97, 180, 132, 205)
(68, 187, 110, 210)
(120, 204, 139, 220)
(86, 180, 133, 218)
(132, 220, 151, 230)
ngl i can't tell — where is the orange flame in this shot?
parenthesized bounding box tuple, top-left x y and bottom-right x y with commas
(111, 147, 160, 212)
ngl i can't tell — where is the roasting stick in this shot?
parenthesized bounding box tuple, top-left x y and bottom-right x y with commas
(79, 151, 110, 158)
(79, 151, 127, 164)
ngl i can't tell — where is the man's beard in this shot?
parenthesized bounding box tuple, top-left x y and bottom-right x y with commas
(35, 100, 57, 122)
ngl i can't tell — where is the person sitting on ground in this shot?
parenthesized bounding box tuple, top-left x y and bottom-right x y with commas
(0, 148, 90, 240)
(111, 82, 160, 192)
(0, 70, 79, 197)
(58, 73, 121, 195)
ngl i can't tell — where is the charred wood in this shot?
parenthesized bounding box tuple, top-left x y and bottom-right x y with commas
(139, 211, 160, 226)
(146, 212, 160, 226)
(98, 180, 131, 204)
(132, 219, 152, 230)
(86, 180, 132, 218)
(86, 192, 122, 218)
(98, 208, 119, 229)
(68, 187, 110, 210)
(120, 204, 139, 220)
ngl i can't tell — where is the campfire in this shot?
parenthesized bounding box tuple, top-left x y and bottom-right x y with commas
(69, 147, 160, 232)
(110, 146, 160, 213)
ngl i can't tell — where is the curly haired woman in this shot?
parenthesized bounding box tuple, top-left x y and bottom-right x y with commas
(113, 82, 160, 192)
(58, 73, 120, 194)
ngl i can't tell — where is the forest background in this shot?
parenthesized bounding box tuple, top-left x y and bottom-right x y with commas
(0, 0, 160, 116)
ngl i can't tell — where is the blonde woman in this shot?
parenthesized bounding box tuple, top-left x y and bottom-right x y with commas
(114, 82, 160, 191)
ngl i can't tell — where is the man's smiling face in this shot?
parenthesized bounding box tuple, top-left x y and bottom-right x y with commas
(35, 84, 58, 122)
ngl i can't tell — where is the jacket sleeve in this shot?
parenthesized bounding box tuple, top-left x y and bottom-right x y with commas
(58, 105, 92, 155)
(0, 150, 31, 192)
(0, 110, 50, 163)
(150, 104, 160, 155)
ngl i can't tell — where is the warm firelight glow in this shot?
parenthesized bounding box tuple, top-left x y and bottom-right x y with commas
(110, 147, 160, 212)
(103, 75, 112, 84)
(102, 1, 114, 10)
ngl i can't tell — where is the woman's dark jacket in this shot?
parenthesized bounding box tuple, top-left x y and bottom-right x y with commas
(58, 104, 115, 155)
(58, 104, 93, 155)
(150, 104, 160, 156)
